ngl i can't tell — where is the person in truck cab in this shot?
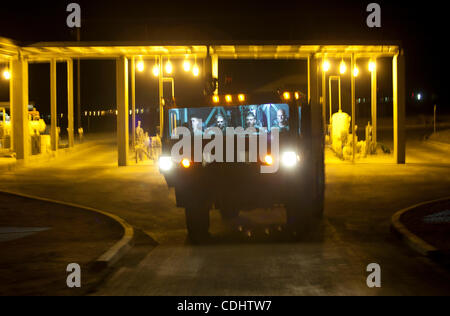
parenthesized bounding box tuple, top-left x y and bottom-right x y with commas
(275, 109, 289, 132)
(214, 114, 227, 133)
(190, 116, 203, 136)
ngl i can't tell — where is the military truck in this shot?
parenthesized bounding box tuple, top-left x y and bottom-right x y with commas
(158, 91, 324, 242)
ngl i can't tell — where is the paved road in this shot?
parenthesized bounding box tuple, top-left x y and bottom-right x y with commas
(1, 134, 450, 295)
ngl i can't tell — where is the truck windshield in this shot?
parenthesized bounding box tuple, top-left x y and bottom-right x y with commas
(168, 103, 290, 138)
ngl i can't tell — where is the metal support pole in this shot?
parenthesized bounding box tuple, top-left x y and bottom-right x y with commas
(371, 58, 377, 145)
(393, 52, 406, 164)
(338, 78, 341, 111)
(321, 57, 327, 135)
(116, 56, 129, 166)
(310, 57, 321, 131)
(163, 78, 175, 98)
(309, 56, 320, 200)
(8, 59, 14, 153)
(212, 54, 219, 95)
(307, 56, 311, 104)
(329, 78, 332, 121)
(328, 76, 341, 119)
(50, 58, 58, 151)
(67, 59, 74, 148)
(159, 55, 164, 136)
(351, 53, 356, 163)
(76, 28, 81, 130)
(131, 56, 136, 149)
(434, 105, 437, 134)
(11, 55, 30, 160)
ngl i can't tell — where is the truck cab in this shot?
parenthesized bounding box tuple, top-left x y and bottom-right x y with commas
(159, 91, 324, 242)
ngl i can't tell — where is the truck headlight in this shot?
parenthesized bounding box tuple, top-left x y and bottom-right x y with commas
(159, 156, 173, 171)
(281, 151, 300, 167)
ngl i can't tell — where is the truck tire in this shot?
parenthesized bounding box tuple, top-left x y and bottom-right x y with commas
(285, 198, 314, 233)
(185, 205, 210, 243)
(313, 159, 325, 219)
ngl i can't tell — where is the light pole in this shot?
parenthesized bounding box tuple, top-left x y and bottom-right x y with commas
(328, 75, 342, 119)
(321, 57, 329, 135)
(351, 53, 356, 163)
(369, 58, 377, 146)
(131, 56, 136, 148)
(76, 28, 81, 133)
(159, 55, 163, 136)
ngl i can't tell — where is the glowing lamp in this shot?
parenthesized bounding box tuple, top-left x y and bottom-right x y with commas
(3, 69, 11, 80)
(152, 64, 159, 77)
(322, 60, 330, 72)
(192, 64, 199, 77)
(339, 61, 347, 74)
(183, 59, 191, 72)
(165, 60, 173, 74)
(136, 60, 144, 72)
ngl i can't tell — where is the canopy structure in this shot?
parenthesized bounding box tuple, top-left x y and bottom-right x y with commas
(0, 37, 404, 166)
(1, 39, 400, 60)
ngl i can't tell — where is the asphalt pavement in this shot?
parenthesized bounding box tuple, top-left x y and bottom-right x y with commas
(0, 192, 123, 295)
(1, 133, 450, 295)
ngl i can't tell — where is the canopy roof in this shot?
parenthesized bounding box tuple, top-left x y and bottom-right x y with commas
(1, 37, 400, 62)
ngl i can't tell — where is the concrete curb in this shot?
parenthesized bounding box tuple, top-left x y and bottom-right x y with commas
(0, 189, 134, 270)
(391, 196, 450, 258)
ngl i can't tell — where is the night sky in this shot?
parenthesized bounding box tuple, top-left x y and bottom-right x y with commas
(0, 0, 448, 126)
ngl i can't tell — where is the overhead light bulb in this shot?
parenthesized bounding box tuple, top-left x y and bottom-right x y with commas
(339, 60, 347, 74)
(136, 59, 144, 72)
(192, 64, 199, 77)
(165, 59, 173, 74)
(152, 64, 159, 77)
(183, 59, 191, 72)
(3, 68, 11, 80)
(322, 60, 330, 72)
